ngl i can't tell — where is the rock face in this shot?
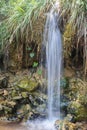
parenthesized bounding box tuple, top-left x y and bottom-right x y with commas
(0, 69, 87, 127)
(61, 77, 87, 122)
(0, 70, 47, 122)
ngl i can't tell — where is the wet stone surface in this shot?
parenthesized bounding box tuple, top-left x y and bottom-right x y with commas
(0, 70, 47, 122)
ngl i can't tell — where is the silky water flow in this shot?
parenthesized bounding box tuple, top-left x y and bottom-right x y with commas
(24, 4, 63, 130)
(42, 9, 62, 120)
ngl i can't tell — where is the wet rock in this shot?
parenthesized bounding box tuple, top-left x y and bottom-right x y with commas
(29, 111, 41, 120)
(0, 70, 47, 122)
(16, 104, 32, 121)
(3, 106, 12, 114)
(32, 92, 47, 104)
(3, 90, 8, 96)
(7, 101, 16, 107)
(63, 122, 76, 130)
(11, 90, 18, 97)
(0, 76, 9, 88)
(55, 120, 85, 130)
(0, 100, 17, 116)
(36, 104, 47, 114)
(0, 100, 16, 108)
(28, 94, 38, 107)
(62, 78, 87, 122)
(13, 96, 23, 100)
(67, 101, 87, 122)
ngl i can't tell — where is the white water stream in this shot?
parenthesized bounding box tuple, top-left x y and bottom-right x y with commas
(42, 4, 62, 120)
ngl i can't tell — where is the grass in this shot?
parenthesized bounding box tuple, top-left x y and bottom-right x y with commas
(60, 0, 87, 73)
(0, 0, 54, 52)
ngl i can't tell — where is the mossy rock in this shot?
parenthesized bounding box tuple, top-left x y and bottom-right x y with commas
(13, 95, 22, 100)
(17, 104, 31, 115)
(11, 90, 18, 97)
(62, 78, 87, 122)
(18, 78, 39, 92)
(21, 92, 28, 98)
(32, 92, 47, 101)
(36, 104, 47, 114)
(68, 101, 87, 121)
(55, 120, 76, 130)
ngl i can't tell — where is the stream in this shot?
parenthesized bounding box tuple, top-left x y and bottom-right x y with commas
(0, 119, 56, 130)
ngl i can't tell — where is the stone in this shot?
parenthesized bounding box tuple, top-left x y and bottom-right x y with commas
(62, 78, 87, 122)
(55, 120, 76, 130)
(68, 101, 87, 121)
(3, 90, 8, 96)
(3, 106, 12, 114)
(25, 104, 31, 111)
(13, 96, 22, 100)
(11, 90, 18, 97)
(32, 92, 47, 104)
(36, 104, 47, 114)
(28, 94, 38, 107)
(7, 101, 16, 107)
(18, 78, 39, 92)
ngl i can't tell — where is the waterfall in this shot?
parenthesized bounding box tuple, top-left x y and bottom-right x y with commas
(42, 5, 62, 120)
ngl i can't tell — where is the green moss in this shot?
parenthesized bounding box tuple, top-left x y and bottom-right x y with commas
(68, 100, 87, 121)
(18, 78, 39, 92)
(21, 92, 28, 98)
(60, 77, 69, 89)
(63, 78, 87, 122)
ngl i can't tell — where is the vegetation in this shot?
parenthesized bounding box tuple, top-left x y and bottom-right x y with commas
(0, 0, 86, 70)
(60, 0, 87, 73)
(0, 0, 53, 51)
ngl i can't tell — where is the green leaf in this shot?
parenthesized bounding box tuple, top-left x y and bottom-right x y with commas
(33, 62, 38, 68)
(37, 69, 42, 75)
(16, 6, 25, 13)
(26, 47, 32, 51)
(30, 52, 35, 58)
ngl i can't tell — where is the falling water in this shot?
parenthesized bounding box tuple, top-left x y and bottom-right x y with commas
(42, 4, 62, 120)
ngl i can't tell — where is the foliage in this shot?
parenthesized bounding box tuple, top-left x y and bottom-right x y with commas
(0, 0, 53, 52)
(60, 0, 87, 73)
(33, 62, 38, 68)
(61, 0, 86, 39)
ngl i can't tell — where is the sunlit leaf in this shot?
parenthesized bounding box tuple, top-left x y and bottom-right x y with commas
(33, 62, 38, 67)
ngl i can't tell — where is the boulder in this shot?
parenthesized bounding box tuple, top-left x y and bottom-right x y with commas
(18, 77, 39, 92)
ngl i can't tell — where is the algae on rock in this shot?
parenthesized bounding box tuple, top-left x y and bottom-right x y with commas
(62, 77, 87, 122)
(18, 77, 39, 92)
